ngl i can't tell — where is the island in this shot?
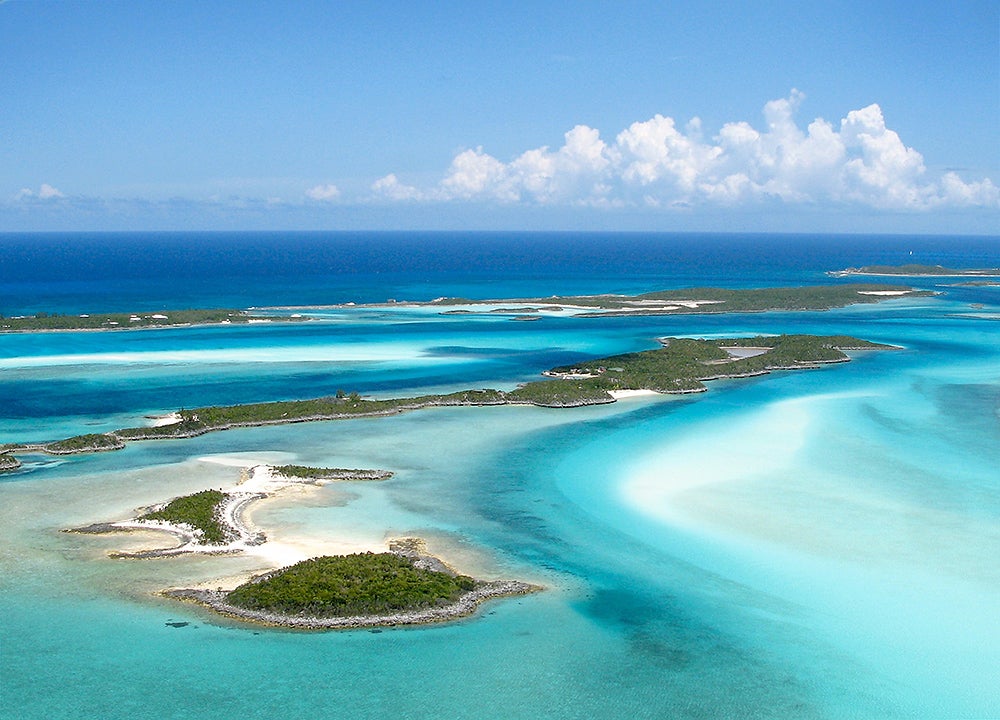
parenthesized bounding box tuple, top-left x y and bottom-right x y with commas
(166, 548, 537, 630)
(1, 284, 927, 334)
(0, 308, 309, 333)
(828, 264, 1000, 278)
(0, 453, 20, 473)
(271, 282, 929, 319)
(70, 465, 536, 629)
(8, 334, 896, 459)
(70, 464, 395, 557)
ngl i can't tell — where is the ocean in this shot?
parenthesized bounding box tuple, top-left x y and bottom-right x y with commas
(1, 231, 998, 719)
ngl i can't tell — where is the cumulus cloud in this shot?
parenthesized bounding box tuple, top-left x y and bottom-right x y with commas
(371, 173, 424, 201)
(377, 91, 998, 211)
(15, 183, 65, 201)
(305, 183, 340, 201)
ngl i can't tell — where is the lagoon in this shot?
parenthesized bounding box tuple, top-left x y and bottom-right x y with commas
(1, 232, 998, 718)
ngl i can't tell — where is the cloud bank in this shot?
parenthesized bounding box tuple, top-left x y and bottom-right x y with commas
(372, 90, 998, 211)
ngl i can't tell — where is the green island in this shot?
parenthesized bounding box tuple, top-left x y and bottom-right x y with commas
(829, 264, 1000, 278)
(139, 489, 232, 545)
(165, 550, 538, 629)
(0, 454, 21, 473)
(0, 308, 308, 333)
(7, 334, 894, 459)
(271, 465, 394, 481)
(226, 553, 475, 617)
(69, 464, 398, 556)
(71, 465, 535, 628)
(420, 282, 928, 317)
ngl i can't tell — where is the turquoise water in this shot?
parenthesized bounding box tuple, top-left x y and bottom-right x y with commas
(1, 233, 998, 718)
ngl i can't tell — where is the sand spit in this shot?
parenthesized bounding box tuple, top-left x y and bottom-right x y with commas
(69, 464, 389, 559)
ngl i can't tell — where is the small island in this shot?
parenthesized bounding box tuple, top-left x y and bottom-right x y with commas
(0, 453, 21, 473)
(829, 264, 1000, 278)
(166, 547, 537, 630)
(8, 334, 896, 458)
(70, 464, 395, 558)
(70, 465, 536, 629)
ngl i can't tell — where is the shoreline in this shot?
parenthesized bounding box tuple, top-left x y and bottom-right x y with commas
(70, 463, 539, 629)
(70, 464, 381, 560)
(12, 335, 899, 458)
(163, 579, 539, 630)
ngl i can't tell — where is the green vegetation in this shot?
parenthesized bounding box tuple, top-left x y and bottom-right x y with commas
(271, 465, 393, 481)
(0, 454, 20, 473)
(139, 489, 230, 544)
(0, 309, 307, 332)
(225, 553, 476, 617)
(115, 389, 508, 441)
(832, 264, 1000, 277)
(429, 283, 928, 316)
(509, 334, 890, 401)
(9, 335, 891, 455)
(44, 433, 125, 454)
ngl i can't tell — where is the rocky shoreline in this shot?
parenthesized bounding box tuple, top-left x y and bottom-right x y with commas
(163, 578, 539, 630)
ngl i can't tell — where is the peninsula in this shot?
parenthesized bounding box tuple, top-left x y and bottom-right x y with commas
(7, 334, 894, 459)
(272, 282, 928, 318)
(71, 464, 536, 629)
(0, 308, 308, 333)
(828, 264, 1000, 278)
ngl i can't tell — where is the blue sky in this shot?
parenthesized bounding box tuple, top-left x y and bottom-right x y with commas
(2, 1, 997, 233)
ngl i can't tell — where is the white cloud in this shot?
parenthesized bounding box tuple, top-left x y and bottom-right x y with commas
(440, 148, 515, 201)
(14, 183, 64, 201)
(371, 173, 424, 201)
(377, 91, 998, 211)
(38, 183, 64, 199)
(305, 183, 340, 201)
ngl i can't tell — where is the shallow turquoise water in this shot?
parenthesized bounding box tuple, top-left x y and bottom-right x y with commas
(2, 233, 998, 718)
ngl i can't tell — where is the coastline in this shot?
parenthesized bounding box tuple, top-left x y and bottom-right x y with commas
(10, 335, 898, 458)
(70, 464, 386, 560)
(70, 463, 539, 629)
(163, 579, 539, 630)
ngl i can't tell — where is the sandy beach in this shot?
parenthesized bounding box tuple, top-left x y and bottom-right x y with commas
(75, 461, 389, 574)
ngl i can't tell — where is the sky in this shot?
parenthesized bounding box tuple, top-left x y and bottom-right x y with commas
(2, 1, 998, 234)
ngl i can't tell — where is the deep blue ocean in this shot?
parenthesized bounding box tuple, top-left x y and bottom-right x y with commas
(1, 231, 998, 719)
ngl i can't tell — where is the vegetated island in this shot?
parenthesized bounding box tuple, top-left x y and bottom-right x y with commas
(0, 453, 21, 473)
(10, 334, 895, 458)
(828, 264, 1000, 278)
(272, 283, 930, 319)
(166, 544, 537, 630)
(69, 464, 395, 557)
(0, 308, 309, 333)
(70, 465, 536, 629)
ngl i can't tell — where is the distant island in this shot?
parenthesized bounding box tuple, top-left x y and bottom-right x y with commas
(828, 264, 1000, 278)
(0, 308, 309, 333)
(273, 282, 928, 319)
(1, 284, 926, 333)
(6, 334, 895, 461)
(70, 465, 536, 629)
